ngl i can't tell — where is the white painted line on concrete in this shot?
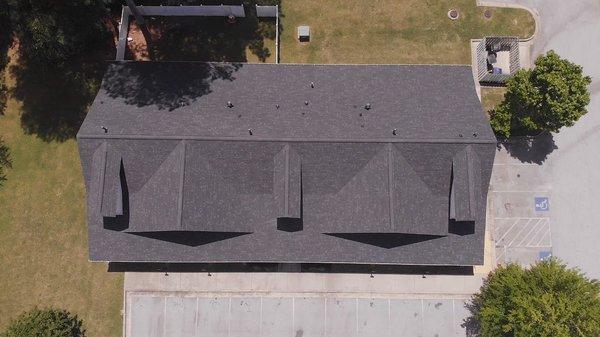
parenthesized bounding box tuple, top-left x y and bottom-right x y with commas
(534, 230, 551, 247)
(227, 297, 231, 337)
(515, 218, 542, 247)
(497, 218, 521, 242)
(491, 190, 550, 193)
(495, 217, 550, 220)
(387, 299, 391, 337)
(194, 297, 199, 337)
(506, 219, 532, 247)
(355, 298, 359, 337)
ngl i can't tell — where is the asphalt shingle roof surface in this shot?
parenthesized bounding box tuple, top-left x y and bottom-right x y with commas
(78, 62, 496, 265)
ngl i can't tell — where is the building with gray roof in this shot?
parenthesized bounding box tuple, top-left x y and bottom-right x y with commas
(77, 61, 496, 266)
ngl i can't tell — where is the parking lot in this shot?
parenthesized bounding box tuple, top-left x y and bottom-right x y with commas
(489, 149, 553, 265)
(128, 294, 472, 337)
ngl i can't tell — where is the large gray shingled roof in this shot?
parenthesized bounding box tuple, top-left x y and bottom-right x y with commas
(78, 61, 496, 265)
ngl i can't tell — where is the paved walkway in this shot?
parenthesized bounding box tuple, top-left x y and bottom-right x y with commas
(482, 0, 600, 278)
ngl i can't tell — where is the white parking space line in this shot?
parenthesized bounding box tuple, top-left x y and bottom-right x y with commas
(127, 294, 472, 337)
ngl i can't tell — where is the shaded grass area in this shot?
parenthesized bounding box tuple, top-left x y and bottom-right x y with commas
(280, 0, 535, 64)
(136, 16, 275, 62)
(126, 1, 277, 63)
(0, 51, 123, 337)
(481, 87, 507, 115)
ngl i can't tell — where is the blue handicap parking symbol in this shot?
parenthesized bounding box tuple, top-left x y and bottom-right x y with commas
(535, 197, 549, 211)
(539, 251, 552, 261)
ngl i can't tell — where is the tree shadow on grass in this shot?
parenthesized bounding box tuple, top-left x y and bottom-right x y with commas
(10, 60, 109, 141)
(8, 2, 116, 142)
(498, 132, 557, 165)
(128, 0, 279, 63)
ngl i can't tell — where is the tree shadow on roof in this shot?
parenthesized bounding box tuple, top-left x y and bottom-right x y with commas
(499, 132, 557, 165)
(128, 231, 251, 247)
(101, 61, 242, 111)
(325, 233, 443, 249)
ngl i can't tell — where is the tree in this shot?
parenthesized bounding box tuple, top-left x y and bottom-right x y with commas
(467, 259, 600, 337)
(490, 50, 592, 138)
(6, 0, 113, 141)
(0, 137, 10, 187)
(1, 308, 85, 337)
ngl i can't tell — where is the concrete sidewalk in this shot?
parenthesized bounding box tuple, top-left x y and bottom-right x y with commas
(124, 272, 485, 298)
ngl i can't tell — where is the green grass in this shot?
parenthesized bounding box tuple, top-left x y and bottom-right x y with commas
(279, 0, 535, 64)
(0, 53, 123, 337)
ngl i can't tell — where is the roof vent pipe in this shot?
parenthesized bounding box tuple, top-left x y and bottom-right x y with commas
(101, 126, 108, 133)
(364, 103, 372, 110)
(310, 82, 315, 88)
(304, 101, 309, 106)
(392, 128, 397, 136)
(227, 101, 234, 108)
(248, 129, 253, 135)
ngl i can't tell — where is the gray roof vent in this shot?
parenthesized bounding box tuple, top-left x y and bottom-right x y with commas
(248, 129, 253, 135)
(101, 126, 108, 133)
(364, 103, 372, 110)
(310, 82, 315, 88)
(226, 101, 234, 108)
(304, 100, 309, 106)
(392, 128, 397, 135)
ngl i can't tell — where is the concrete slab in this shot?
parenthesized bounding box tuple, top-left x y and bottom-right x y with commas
(453, 300, 470, 337)
(127, 294, 473, 337)
(423, 299, 454, 337)
(130, 296, 164, 337)
(357, 298, 388, 337)
(261, 297, 293, 337)
(197, 297, 229, 337)
(229, 298, 261, 337)
(389, 299, 422, 337)
(326, 298, 357, 337)
(294, 297, 326, 337)
(165, 297, 196, 337)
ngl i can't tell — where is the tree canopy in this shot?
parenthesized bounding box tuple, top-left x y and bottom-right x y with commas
(490, 50, 592, 138)
(468, 259, 600, 337)
(1, 308, 85, 337)
(5, 0, 113, 141)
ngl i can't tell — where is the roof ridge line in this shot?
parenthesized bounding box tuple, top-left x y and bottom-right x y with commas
(78, 134, 497, 144)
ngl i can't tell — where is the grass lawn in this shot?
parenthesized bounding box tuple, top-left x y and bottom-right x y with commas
(481, 87, 507, 115)
(280, 0, 535, 64)
(0, 52, 123, 337)
(127, 16, 277, 63)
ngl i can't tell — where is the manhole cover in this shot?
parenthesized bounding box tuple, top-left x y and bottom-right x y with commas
(484, 9, 493, 19)
(448, 9, 459, 20)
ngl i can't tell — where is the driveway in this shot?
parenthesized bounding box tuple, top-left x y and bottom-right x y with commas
(482, 0, 600, 278)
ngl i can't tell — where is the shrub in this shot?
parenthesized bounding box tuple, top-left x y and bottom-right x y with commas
(469, 259, 600, 337)
(1, 308, 85, 337)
